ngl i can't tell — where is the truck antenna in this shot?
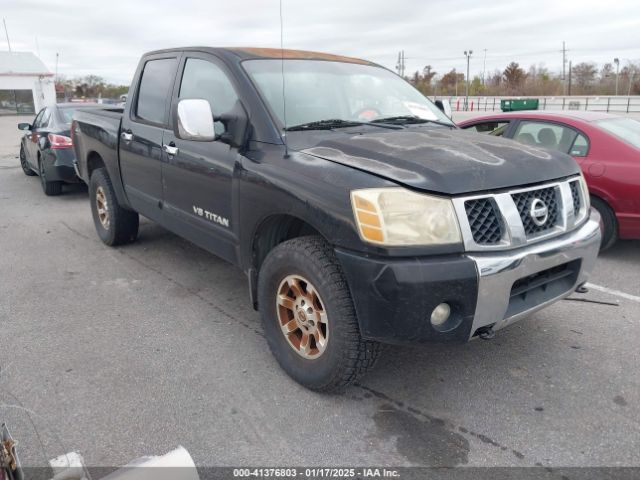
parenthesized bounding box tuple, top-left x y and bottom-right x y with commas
(279, 0, 289, 158)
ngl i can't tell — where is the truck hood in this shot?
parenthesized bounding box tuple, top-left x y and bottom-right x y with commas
(291, 128, 580, 195)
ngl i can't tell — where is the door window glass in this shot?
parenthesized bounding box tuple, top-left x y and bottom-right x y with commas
(179, 58, 239, 135)
(32, 109, 45, 128)
(40, 108, 52, 128)
(136, 58, 177, 124)
(464, 121, 509, 136)
(570, 134, 589, 157)
(513, 121, 578, 153)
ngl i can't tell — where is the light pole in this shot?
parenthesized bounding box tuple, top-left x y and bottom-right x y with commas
(464, 50, 473, 111)
(614, 58, 620, 95)
(482, 48, 487, 86)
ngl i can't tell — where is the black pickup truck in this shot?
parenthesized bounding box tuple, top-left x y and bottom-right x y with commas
(73, 47, 601, 392)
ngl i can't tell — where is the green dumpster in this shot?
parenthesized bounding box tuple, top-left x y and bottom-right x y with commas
(500, 98, 539, 112)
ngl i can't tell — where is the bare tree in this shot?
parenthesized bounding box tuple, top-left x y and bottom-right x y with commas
(503, 62, 527, 93)
(572, 62, 598, 93)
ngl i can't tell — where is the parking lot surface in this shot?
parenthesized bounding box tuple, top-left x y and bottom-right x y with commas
(1, 114, 639, 469)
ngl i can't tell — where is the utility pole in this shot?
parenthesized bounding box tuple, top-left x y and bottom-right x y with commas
(464, 50, 473, 111)
(401, 50, 406, 77)
(561, 41, 568, 94)
(568, 60, 572, 96)
(2, 18, 11, 52)
(614, 58, 620, 95)
(55, 53, 59, 84)
(396, 51, 406, 77)
(482, 48, 487, 86)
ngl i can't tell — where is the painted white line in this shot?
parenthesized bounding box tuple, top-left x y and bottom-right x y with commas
(586, 283, 640, 304)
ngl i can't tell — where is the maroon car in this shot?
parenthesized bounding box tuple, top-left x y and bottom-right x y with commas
(458, 111, 640, 249)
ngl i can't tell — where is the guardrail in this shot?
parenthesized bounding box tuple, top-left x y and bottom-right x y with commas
(442, 96, 640, 114)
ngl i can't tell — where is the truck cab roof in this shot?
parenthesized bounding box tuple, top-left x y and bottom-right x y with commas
(143, 46, 376, 66)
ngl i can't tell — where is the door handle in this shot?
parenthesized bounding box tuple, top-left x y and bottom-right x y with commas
(121, 132, 133, 142)
(163, 144, 179, 156)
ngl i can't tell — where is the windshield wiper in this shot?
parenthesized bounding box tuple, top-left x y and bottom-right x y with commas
(370, 115, 454, 128)
(285, 119, 365, 131)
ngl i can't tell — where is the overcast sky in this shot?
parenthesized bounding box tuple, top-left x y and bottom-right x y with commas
(3, 0, 639, 85)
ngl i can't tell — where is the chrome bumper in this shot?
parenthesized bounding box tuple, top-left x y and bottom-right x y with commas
(467, 210, 601, 338)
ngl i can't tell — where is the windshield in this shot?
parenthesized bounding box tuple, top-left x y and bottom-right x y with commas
(243, 59, 453, 129)
(595, 117, 640, 149)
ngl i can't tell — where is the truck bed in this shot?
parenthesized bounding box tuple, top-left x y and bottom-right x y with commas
(72, 107, 125, 202)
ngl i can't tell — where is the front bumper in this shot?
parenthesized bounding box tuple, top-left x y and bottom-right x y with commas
(336, 213, 601, 345)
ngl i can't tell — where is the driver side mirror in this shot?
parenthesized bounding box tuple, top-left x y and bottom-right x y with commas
(175, 99, 215, 141)
(18, 123, 32, 131)
(434, 99, 453, 118)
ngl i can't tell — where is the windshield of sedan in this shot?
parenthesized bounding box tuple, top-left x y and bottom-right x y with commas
(243, 59, 453, 129)
(595, 117, 640, 149)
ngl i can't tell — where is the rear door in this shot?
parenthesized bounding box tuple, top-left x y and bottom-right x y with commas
(160, 53, 241, 263)
(119, 54, 179, 221)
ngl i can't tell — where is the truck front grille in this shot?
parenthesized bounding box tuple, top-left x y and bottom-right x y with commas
(512, 186, 559, 236)
(453, 176, 588, 251)
(464, 198, 502, 245)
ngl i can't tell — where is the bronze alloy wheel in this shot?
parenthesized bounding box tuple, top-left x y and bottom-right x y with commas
(276, 275, 329, 359)
(95, 186, 110, 229)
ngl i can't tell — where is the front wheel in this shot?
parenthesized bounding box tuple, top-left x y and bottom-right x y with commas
(89, 168, 139, 246)
(258, 236, 381, 392)
(591, 196, 617, 251)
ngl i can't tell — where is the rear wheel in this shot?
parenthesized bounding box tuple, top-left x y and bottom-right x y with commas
(591, 196, 617, 251)
(258, 236, 381, 392)
(20, 145, 36, 176)
(89, 168, 139, 246)
(38, 156, 62, 196)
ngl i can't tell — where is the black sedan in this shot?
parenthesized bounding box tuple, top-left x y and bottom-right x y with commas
(18, 103, 101, 195)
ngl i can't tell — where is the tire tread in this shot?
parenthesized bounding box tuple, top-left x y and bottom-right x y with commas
(259, 236, 381, 392)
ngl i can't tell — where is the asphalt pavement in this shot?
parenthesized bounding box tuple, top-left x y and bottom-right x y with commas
(1, 114, 638, 471)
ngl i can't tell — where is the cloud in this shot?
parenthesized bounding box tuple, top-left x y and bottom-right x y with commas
(2, 0, 639, 84)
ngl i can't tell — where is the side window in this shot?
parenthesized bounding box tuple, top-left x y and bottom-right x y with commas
(465, 121, 509, 136)
(570, 133, 589, 157)
(136, 58, 177, 124)
(513, 121, 578, 152)
(40, 108, 52, 128)
(179, 58, 239, 135)
(32, 109, 45, 128)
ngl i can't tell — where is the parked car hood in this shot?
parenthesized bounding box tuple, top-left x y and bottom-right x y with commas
(290, 127, 580, 195)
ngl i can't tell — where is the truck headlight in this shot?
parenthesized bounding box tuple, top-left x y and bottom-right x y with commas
(351, 188, 461, 246)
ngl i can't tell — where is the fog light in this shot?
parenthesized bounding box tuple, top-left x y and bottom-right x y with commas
(430, 303, 451, 326)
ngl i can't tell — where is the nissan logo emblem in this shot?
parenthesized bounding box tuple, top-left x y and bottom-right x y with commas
(530, 198, 549, 226)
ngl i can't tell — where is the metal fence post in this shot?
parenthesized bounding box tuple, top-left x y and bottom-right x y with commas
(585, 98, 589, 110)
(628, 97, 631, 113)
(606, 97, 610, 112)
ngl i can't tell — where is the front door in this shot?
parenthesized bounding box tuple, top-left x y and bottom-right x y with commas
(119, 55, 179, 221)
(161, 54, 241, 263)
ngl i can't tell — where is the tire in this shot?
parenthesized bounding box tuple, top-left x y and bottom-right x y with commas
(20, 145, 36, 176)
(591, 196, 617, 251)
(38, 156, 62, 196)
(258, 236, 381, 392)
(89, 168, 139, 246)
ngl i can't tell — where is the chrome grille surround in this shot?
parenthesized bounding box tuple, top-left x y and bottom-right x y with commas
(452, 176, 589, 252)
